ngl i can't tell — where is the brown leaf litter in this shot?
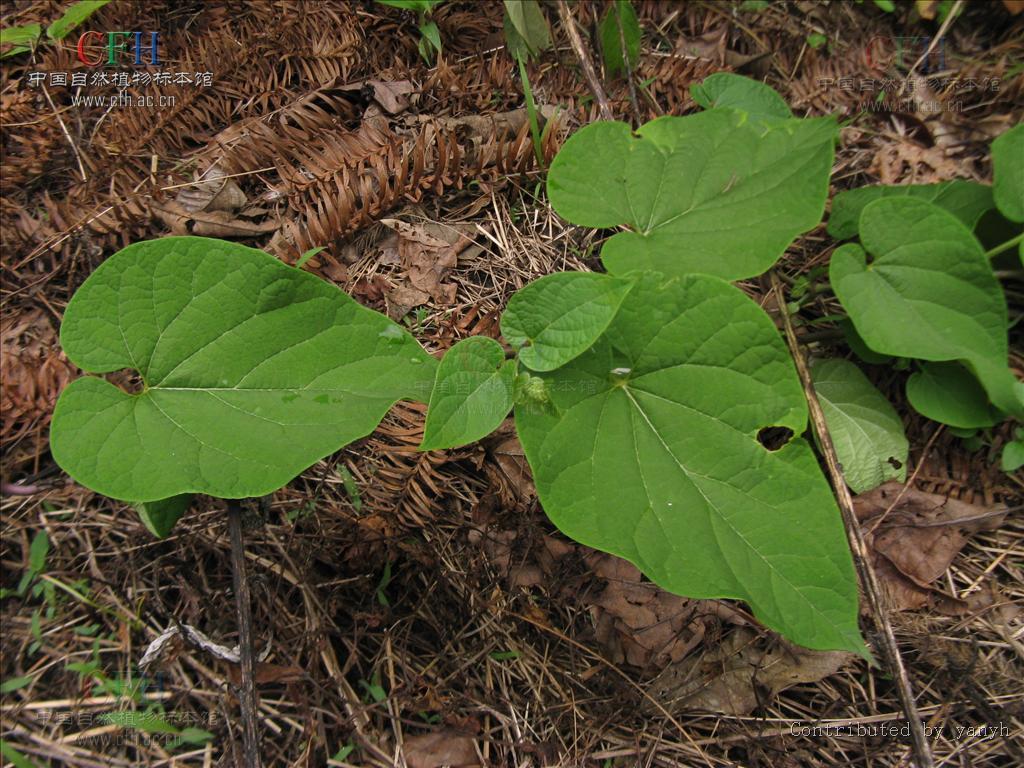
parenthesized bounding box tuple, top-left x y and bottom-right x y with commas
(645, 628, 854, 716)
(854, 482, 1013, 614)
(0, 308, 74, 476)
(404, 729, 480, 768)
(378, 218, 479, 319)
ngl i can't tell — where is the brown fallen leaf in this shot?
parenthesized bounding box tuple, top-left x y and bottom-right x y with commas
(675, 29, 768, 71)
(404, 730, 479, 768)
(174, 166, 247, 214)
(854, 482, 1008, 613)
(869, 139, 965, 185)
(646, 628, 853, 715)
(486, 431, 534, 504)
(583, 553, 731, 669)
(388, 284, 432, 314)
(380, 219, 475, 319)
(152, 201, 279, 238)
(336, 78, 416, 116)
(1003, 0, 1024, 13)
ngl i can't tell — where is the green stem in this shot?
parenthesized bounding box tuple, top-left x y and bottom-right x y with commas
(517, 54, 544, 167)
(985, 231, 1024, 260)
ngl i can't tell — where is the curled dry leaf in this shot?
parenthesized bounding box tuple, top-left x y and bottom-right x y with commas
(645, 627, 854, 715)
(470, 514, 742, 672)
(869, 139, 965, 185)
(173, 165, 248, 214)
(139, 623, 271, 671)
(380, 218, 477, 318)
(152, 200, 279, 239)
(483, 430, 534, 505)
(585, 552, 734, 669)
(404, 730, 480, 768)
(854, 482, 1008, 613)
(336, 78, 417, 116)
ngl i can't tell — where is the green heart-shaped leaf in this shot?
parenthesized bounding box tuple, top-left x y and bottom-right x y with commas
(831, 198, 1023, 420)
(501, 272, 633, 371)
(515, 272, 864, 655)
(52, 237, 436, 502)
(420, 337, 515, 450)
(811, 358, 907, 493)
(827, 180, 994, 241)
(546, 110, 838, 281)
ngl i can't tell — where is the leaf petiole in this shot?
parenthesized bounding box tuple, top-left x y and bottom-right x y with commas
(984, 232, 1023, 260)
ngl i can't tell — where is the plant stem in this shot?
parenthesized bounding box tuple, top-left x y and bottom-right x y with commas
(517, 55, 544, 167)
(985, 232, 1024, 260)
(227, 500, 261, 768)
(769, 271, 935, 768)
(555, 0, 612, 121)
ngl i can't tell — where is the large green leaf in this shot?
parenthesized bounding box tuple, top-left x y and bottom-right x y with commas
(831, 198, 1023, 419)
(690, 72, 793, 122)
(827, 180, 994, 240)
(546, 111, 837, 281)
(501, 272, 633, 371)
(515, 272, 864, 655)
(52, 237, 436, 502)
(992, 124, 1023, 223)
(420, 337, 516, 450)
(811, 358, 907, 493)
(906, 362, 1002, 429)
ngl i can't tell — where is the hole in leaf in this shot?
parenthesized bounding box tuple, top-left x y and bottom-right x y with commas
(104, 370, 145, 395)
(756, 426, 794, 451)
(887, 456, 903, 470)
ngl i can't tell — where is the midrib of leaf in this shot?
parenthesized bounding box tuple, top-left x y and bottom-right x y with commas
(201, 391, 369, 427)
(142, 262, 210, 380)
(620, 384, 842, 630)
(877, 260, 1002, 313)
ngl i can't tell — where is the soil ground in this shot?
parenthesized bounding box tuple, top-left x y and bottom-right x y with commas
(1, 1, 1023, 766)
